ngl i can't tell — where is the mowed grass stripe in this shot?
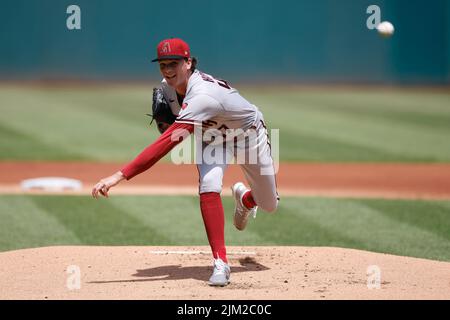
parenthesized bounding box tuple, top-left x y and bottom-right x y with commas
(109, 196, 208, 245)
(0, 123, 86, 160)
(278, 91, 450, 129)
(1, 86, 450, 162)
(328, 91, 450, 116)
(44, 88, 155, 125)
(0, 196, 81, 251)
(354, 199, 450, 243)
(241, 201, 363, 247)
(245, 90, 450, 117)
(279, 129, 418, 161)
(29, 196, 173, 246)
(279, 198, 450, 261)
(0, 195, 450, 261)
(303, 95, 450, 131)
(0, 88, 155, 161)
(248, 90, 450, 161)
(110, 196, 266, 245)
(257, 99, 450, 161)
(432, 201, 450, 211)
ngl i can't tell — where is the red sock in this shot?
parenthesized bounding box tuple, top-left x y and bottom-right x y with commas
(242, 190, 257, 209)
(199, 192, 227, 263)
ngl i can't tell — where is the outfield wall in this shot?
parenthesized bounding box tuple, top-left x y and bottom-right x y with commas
(0, 0, 448, 84)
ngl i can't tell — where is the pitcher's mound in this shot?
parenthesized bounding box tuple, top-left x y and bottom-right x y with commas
(0, 246, 449, 300)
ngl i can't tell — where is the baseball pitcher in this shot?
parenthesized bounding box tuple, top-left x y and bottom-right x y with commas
(92, 38, 279, 286)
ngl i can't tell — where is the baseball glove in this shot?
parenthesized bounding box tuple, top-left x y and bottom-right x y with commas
(147, 87, 176, 134)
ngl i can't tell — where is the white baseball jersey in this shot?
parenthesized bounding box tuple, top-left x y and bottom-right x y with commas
(161, 70, 260, 133)
(160, 70, 278, 211)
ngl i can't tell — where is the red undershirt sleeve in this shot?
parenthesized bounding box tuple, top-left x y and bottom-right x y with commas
(120, 122, 194, 180)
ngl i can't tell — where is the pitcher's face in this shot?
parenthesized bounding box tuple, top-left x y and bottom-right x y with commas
(159, 59, 192, 91)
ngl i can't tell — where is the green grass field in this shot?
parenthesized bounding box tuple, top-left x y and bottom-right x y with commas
(1, 195, 450, 262)
(0, 86, 449, 162)
(1, 85, 450, 262)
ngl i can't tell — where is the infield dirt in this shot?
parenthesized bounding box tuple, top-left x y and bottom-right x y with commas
(0, 246, 449, 300)
(1, 161, 450, 300)
(1, 162, 450, 199)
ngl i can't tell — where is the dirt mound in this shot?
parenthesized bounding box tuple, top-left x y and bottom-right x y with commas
(0, 246, 449, 300)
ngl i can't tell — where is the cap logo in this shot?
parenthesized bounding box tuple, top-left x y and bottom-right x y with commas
(161, 42, 171, 54)
(152, 38, 190, 62)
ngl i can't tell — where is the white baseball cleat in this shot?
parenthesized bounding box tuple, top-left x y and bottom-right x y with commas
(231, 182, 258, 231)
(208, 258, 230, 287)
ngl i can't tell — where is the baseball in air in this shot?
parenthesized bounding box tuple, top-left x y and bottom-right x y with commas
(377, 21, 395, 38)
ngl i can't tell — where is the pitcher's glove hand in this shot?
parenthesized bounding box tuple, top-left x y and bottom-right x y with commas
(147, 87, 176, 134)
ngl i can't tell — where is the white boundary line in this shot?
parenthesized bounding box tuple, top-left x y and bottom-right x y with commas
(149, 250, 256, 255)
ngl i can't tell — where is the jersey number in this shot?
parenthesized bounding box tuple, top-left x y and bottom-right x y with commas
(216, 79, 231, 89)
(199, 72, 231, 90)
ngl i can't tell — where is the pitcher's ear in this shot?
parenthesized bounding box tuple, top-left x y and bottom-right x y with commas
(189, 57, 197, 72)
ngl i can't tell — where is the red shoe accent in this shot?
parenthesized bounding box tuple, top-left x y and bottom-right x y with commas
(242, 190, 256, 209)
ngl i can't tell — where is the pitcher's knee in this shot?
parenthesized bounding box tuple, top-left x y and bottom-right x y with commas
(199, 177, 223, 194)
(200, 185, 223, 194)
(198, 166, 224, 194)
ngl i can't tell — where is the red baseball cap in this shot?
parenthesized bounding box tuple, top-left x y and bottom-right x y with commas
(151, 38, 190, 62)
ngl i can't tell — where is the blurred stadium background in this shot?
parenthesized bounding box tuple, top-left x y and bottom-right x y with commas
(0, 0, 449, 262)
(1, 0, 449, 83)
